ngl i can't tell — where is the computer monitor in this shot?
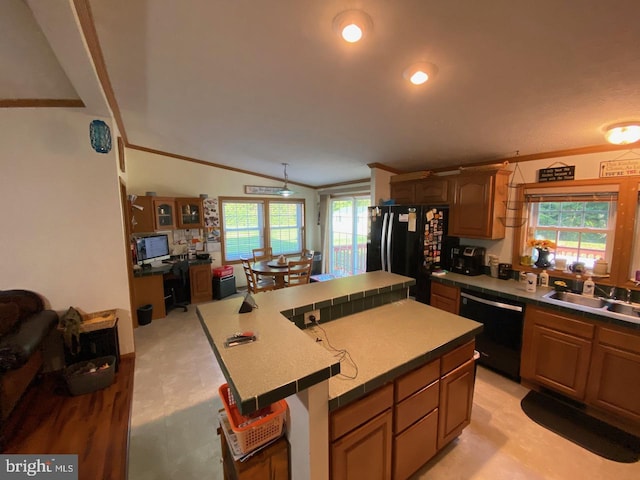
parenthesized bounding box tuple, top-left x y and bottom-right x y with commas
(135, 234, 171, 265)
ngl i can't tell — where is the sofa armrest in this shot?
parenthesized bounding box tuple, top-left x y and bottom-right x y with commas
(0, 310, 58, 372)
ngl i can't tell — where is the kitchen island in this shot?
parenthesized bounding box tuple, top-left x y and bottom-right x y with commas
(198, 271, 482, 480)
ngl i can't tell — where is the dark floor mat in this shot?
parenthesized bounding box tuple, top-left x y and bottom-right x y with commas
(521, 390, 640, 463)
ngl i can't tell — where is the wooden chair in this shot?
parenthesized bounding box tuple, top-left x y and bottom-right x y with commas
(252, 247, 273, 262)
(241, 258, 275, 293)
(286, 259, 313, 287)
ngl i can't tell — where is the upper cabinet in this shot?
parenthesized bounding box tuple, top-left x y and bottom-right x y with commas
(448, 169, 509, 239)
(153, 197, 177, 230)
(130, 196, 155, 234)
(176, 198, 204, 228)
(390, 177, 449, 205)
(130, 195, 204, 233)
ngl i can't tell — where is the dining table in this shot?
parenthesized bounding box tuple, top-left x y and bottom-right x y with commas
(251, 258, 306, 289)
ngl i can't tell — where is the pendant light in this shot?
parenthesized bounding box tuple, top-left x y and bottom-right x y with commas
(277, 163, 294, 197)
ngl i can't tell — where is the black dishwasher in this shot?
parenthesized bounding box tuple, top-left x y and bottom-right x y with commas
(459, 289, 525, 380)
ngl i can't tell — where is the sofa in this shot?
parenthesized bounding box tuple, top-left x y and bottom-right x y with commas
(0, 290, 58, 426)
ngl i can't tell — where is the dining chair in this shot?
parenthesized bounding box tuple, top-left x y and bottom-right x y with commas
(252, 247, 273, 262)
(241, 257, 275, 293)
(286, 259, 313, 287)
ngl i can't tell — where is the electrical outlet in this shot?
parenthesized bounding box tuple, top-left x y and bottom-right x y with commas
(304, 309, 320, 326)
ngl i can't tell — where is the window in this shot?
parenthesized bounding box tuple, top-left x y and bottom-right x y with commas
(524, 192, 617, 269)
(329, 196, 369, 276)
(269, 202, 303, 255)
(221, 198, 305, 262)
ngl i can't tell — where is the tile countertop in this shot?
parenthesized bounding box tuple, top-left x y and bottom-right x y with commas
(431, 272, 640, 329)
(197, 271, 481, 414)
(305, 300, 482, 410)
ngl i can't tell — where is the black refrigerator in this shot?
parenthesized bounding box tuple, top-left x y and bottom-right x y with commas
(366, 205, 458, 303)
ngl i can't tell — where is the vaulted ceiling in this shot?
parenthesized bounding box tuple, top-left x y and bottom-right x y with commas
(5, 0, 640, 187)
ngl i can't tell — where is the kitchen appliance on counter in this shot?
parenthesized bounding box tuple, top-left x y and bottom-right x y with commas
(366, 205, 458, 303)
(451, 245, 486, 276)
(459, 289, 525, 380)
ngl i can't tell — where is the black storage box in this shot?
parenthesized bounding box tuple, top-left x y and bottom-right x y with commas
(64, 322, 121, 372)
(213, 275, 236, 300)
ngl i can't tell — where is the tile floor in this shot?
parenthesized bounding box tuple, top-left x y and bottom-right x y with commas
(128, 303, 639, 479)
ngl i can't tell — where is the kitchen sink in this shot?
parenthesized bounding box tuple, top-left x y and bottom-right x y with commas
(542, 290, 640, 322)
(607, 302, 640, 317)
(544, 290, 609, 309)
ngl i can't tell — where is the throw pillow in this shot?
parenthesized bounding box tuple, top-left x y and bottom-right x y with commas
(0, 302, 20, 336)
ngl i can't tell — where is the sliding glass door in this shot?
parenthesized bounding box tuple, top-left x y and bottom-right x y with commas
(329, 197, 370, 277)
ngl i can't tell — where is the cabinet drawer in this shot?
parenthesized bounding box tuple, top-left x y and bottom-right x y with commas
(441, 339, 475, 376)
(394, 380, 439, 434)
(395, 359, 440, 403)
(430, 282, 459, 302)
(528, 305, 594, 339)
(331, 383, 393, 441)
(393, 408, 438, 480)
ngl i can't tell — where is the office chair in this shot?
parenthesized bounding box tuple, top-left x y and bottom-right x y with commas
(164, 260, 190, 312)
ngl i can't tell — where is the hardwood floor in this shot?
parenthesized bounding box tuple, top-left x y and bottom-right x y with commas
(1, 354, 134, 480)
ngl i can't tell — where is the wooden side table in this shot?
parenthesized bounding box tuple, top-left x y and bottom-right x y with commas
(219, 429, 289, 480)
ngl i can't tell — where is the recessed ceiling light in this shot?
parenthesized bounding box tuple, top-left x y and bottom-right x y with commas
(403, 62, 438, 86)
(332, 10, 373, 44)
(604, 122, 640, 145)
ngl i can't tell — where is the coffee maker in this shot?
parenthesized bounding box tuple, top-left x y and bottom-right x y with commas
(451, 245, 486, 276)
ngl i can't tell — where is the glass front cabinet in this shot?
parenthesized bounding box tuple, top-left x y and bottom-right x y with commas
(176, 198, 204, 228)
(153, 197, 176, 230)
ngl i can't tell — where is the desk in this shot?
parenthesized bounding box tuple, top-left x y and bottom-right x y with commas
(132, 259, 212, 325)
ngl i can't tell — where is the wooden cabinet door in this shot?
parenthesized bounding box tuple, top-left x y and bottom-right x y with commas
(130, 196, 155, 233)
(393, 408, 438, 480)
(449, 170, 508, 239)
(189, 263, 212, 303)
(153, 197, 176, 230)
(437, 359, 475, 449)
(176, 198, 204, 228)
(430, 282, 460, 314)
(521, 305, 593, 400)
(390, 182, 415, 205)
(414, 178, 449, 204)
(586, 326, 640, 422)
(331, 409, 392, 480)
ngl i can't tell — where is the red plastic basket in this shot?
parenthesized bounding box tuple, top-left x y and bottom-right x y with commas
(218, 383, 286, 454)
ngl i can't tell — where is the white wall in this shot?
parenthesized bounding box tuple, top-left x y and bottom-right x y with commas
(0, 108, 134, 356)
(462, 151, 629, 265)
(125, 148, 321, 286)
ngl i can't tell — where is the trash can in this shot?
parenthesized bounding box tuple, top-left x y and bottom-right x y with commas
(311, 251, 322, 275)
(137, 304, 153, 326)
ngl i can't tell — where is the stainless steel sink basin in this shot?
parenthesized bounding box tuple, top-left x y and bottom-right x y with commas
(607, 302, 640, 317)
(544, 290, 609, 309)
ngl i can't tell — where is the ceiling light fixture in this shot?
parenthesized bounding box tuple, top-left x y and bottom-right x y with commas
(604, 122, 640, 145)
(332, 10, 373, 44)
(277, 163, 294, 197)
(403, 62, 438, 86)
